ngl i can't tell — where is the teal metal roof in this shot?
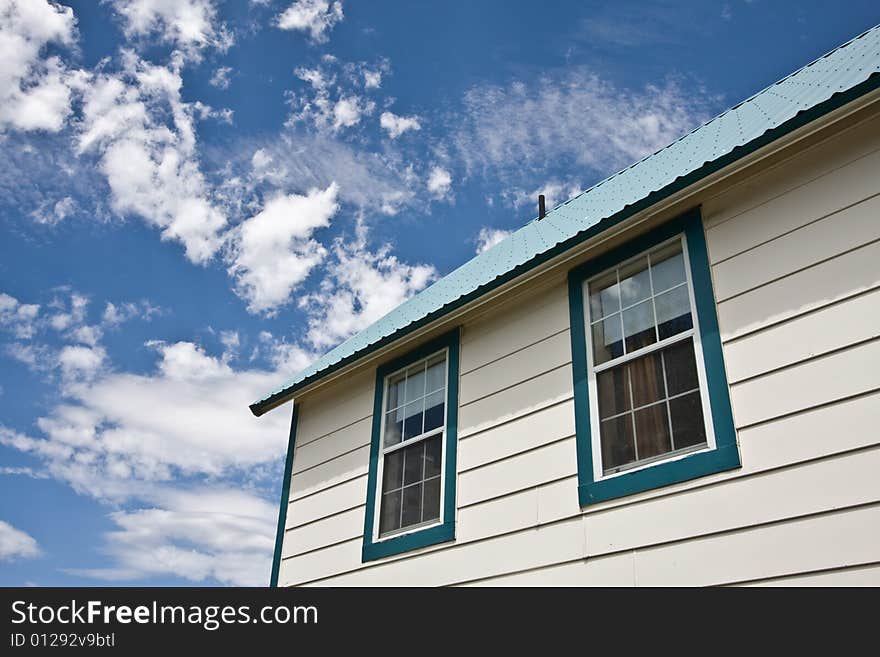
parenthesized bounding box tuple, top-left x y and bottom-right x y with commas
(251, 24, 880, 416)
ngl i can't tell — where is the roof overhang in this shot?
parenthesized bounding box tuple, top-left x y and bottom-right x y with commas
(250, 70, 880, 418)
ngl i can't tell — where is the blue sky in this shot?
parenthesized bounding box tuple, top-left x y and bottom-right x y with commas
(0, 1, 876, 586)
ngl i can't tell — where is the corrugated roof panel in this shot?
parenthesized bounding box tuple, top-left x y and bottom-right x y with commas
(252, 24, 880, 415)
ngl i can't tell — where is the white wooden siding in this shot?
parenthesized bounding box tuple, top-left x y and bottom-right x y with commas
(277, 111, 880, 587)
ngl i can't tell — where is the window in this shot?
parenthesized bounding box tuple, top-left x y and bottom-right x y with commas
(362, 328, 459, 562)
(568, 208, 739, 505)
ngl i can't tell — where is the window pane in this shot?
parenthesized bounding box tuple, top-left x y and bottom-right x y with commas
(387, 374, 405, 410)
(401, 483, 423, 528)
(664, 340, 700, 396)
(600, 415, 636, 471)
(597, 367, 630, 418)
(629, 351, 665, 408)
(592, 314, 623, 365)
(669, 391, 707, 449)
(651, 241, 686, 292)
(404, 365, 426, 403)
(623, 299, 656, 353)
(422, 476, 441, 522)
(634, 403, 672, 459)
(424, 434, 442, 479)
(619, 256, 651, 307)
(425, 356, 446, 393)
(403, 441, 424, 485)
(655, 285, 692, 340)
(588, 271, 620, 319)
(379, 490, 402, 534)
(423, 390, 445, 433)
(384, 409, 403, 447)
(402, 401, 424, 441)
(382, 450, 403, 492)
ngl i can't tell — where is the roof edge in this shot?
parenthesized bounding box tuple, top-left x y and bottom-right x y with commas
(250, 71, 880, 417)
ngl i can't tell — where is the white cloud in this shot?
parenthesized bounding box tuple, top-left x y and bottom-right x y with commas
(77, 54, 227, 263)
(331, 95, 364, 130)
(380, 111, 421, 139)
(363, 69, 382, 89)
(47, 291, 88, 332)
(427, 166, 452, 200)
(0, 292, 40, 339)
(288, 66, 374, 134)
(0, 341, 291, 499)
(108, 0, 232, 59)
(233, 132, 414, 215)
(30, 196, 76, 225)
(0, 520, 41, 561)
(506, 179, 583, 213)
(67, 491, 275, 586)
(102, 300, 159, 326)
(227, 183, 339, 314)
(0, 0, 80, 132)
(250, 148, 272, 171)
(0, 337, 300, 584)
(276, 0, 343, 43)
(475, 227, 512, 254)
(302, 224, 436, 349)
(57, 345, 106, 382)
(209, 65, 232, 89)
(450, 69, 715, 191)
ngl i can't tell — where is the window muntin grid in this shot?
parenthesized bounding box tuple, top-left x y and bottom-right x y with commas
(584, 236, 713, 477)
(377, 350, 447, 538)
(588, 239, 693, 366)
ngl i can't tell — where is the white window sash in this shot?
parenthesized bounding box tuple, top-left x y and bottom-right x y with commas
(373, 348, 449, 543)
(581, 234, 718, 482)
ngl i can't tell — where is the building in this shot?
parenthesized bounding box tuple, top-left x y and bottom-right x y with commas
(251, 25, 880, 586)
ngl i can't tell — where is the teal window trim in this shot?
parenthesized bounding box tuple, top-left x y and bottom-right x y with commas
(567, 207, 740, 506)
(362, 328, 460, 562)
(269, 402, 298, 587)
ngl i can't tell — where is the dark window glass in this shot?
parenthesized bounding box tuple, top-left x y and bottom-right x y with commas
(629, 351, 665, 408)
(669, 392, 707, 449)
(424, 435, 442, 479)
(401, 483, 423, 527)
(379, 490, 402, 534)
(597, 367, 630, 419)
(423, 390, 444, 433)
(422, 477, 441, 522)
(403, 441, 424, 486)
(402, 401, 424, 441)
(664, 340, 700, 396)
(634, 403, 672, 459)
(600, 415, 636, 470)
(382, 450, 403, 491)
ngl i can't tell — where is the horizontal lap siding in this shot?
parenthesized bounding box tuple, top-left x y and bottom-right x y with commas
(279, 113, 880, 586)
(279, 282, 577, 586)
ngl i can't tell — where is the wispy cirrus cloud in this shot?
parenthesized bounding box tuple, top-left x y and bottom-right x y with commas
(448, 68, 718, 204)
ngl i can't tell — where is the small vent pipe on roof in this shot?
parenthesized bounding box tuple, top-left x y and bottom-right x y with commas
(538, 194, 546, 220)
